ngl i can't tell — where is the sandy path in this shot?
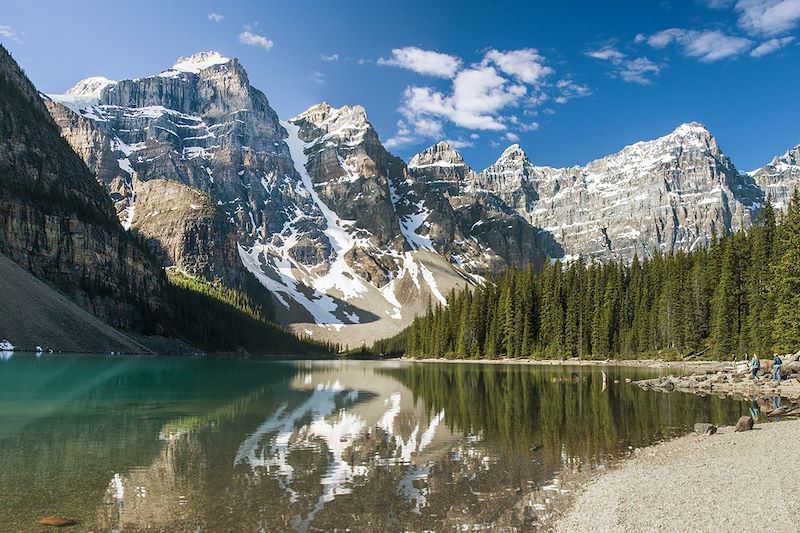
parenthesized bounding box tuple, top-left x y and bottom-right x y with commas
(554, 420, 800, 532)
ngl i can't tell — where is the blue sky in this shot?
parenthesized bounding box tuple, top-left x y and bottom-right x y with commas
(2, 0, 799, 170)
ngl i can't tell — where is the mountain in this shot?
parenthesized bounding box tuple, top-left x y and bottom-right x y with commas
(0, 44, 164, 330)
(46, 51, 798, 345)
(749, 145, 800, 210)
(505, 123, 765, 260)
(47, 54, 545, 345)
(0, 45, 328, 355)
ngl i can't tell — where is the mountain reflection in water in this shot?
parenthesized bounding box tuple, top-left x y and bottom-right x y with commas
(0, 357, 750, 532)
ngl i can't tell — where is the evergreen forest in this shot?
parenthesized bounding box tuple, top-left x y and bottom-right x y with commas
(374, 191, 800, 360)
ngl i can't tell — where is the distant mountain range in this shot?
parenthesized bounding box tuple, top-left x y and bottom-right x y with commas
(40, 51, 800, 345)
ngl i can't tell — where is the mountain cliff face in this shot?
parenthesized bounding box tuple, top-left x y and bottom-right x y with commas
(47, 51, 798, 344)
(497, 123, 765, 260)
(0, 45, 163, 328)
(750, 145, 800, 210)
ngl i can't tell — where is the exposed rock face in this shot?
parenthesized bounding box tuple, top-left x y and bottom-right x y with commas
(293, 103, 406, 248)
(470, 144, 539, 211)
(481, 123, 764, 261)
(45, 101, 132, 221)
(48, 55, 480, 343)
(406, 141, 553, 271)
(130, 178, 242, 286)
(48, 52, 296, 291)
(0, 45, 163, 329)
(750, 145, 800, 209)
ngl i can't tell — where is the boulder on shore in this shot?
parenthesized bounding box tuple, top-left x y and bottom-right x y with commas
(735, 416, 754, 432)
(694, 423, 717, 435)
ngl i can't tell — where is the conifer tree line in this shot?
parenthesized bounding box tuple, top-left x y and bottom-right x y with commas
(375, 191, 800, 360)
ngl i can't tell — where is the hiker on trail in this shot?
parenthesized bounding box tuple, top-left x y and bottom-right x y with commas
(772, 354, 783, 382)
(749, 354, 760, 380)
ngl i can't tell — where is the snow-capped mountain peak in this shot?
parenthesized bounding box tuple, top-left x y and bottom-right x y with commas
(168, 51, 232, 74)
(498, 143, 526, 159)
(490, 143, 531, 169)
(408, 141, 467, 169)
(293, 102, 371, 141)
(749, 144, 800, 208)
(670, 121, 711, 137)
(64, 76, 117, 97)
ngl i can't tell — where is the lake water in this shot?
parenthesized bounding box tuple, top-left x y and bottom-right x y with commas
(0, 356, 753, 531)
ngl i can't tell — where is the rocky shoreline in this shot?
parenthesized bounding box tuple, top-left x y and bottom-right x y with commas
(634, 351, 800, 401)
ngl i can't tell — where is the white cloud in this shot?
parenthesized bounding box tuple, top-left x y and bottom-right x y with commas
(310, 71, 326, 84)
(320, 53, 339, 61)
(750, 35, 795, 55)
(0, 24, 22, 43)
(384, 47, 577, 148)
(646, 28, 751, 61)
(586, 47, 627, 61)
(736, 0, 800, 36)
(208, 13, 224, 22)
(378, 46, 462, 78)
(484, 48, 553, 84)
(445, 138, 474, 149)
(587, 46, 662, 84)
(554, 79, 591, 103)
(385, 118, 446, 148)
(469, 133, 480, 139)
(509, 115, 540, 131)
(384, 120, 418, 149)
(239, 30, 273, 51)
(504, 132, 520, 142)
(619, 57, 662, 83)
(399, 66, 527, 133)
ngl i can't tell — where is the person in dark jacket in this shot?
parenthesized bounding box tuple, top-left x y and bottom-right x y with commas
(772, 354, 783, 382)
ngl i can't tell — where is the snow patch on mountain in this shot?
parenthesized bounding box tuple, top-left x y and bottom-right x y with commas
(283, 120, 369, 300)
(167, 51, 231, 74)
(65, 76, 117, 97)
(48, 76, 117, 114)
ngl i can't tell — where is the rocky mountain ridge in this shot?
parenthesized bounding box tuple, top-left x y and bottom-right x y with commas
(0, 44, 164, 329)
(46, 51, 800, 344)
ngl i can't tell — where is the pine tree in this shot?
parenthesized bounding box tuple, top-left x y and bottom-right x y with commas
(710, 240, 738, 359)
(771, 189, 800, 352)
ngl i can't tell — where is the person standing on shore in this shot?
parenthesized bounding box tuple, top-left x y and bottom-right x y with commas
(749, 354, 760, 380)
(772, 354, 782, 382)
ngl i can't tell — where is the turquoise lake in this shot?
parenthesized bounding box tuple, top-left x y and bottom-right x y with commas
(0, 356, 755, 531)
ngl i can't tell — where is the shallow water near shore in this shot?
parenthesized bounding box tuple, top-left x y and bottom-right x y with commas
(0, 355, 765, 531)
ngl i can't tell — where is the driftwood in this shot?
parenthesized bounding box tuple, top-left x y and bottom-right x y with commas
(683, 347, 711, 361)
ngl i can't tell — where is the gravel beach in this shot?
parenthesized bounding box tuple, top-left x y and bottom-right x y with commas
(553, 419, 800, 532)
